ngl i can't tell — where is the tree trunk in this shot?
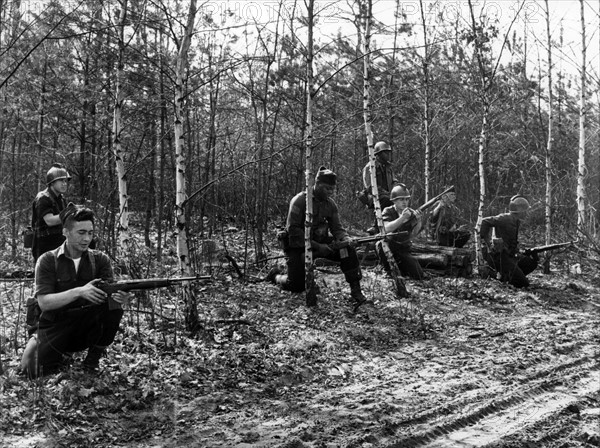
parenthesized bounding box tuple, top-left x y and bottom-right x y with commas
(419, 0, 431, 202)
(305, 0, 317, 306)
(543, 0, 554, 274)
(174, 0, 198, 332)
(576, 0, 588, 232)
(156, 23, 166, 262)
(113, 0, 130, 255)
(361, 0, 407, 298)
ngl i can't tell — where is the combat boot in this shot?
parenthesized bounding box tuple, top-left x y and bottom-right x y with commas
(83, 346, 106, 373)
(349, 281, 367, 306)
(265, 266, 282, 284)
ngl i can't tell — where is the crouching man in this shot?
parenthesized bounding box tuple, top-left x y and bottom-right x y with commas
(21, 206, 133, 377)
(268, 167, 368, 308)
(480, 195, 538, 288)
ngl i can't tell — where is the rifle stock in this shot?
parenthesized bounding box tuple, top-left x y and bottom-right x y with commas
(98, 276, 211, 310)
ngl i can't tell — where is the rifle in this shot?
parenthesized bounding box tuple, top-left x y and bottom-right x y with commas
(97, 276, 211, 310)
(332, 231, 409, 258)
(417, 185, 455, 212)
(523, 241, 575, 257)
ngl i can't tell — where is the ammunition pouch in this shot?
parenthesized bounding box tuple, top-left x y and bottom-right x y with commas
(491, 237, 504, 254)
(25, 297, 41, 336)
(23, 227, 34, 248)
(356, 189, 372, 207)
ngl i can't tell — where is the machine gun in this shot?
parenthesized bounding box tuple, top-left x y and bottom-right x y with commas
(331, 232, 409, 258)
(97, 275, 211, 310)
(523, 241, 575, 257)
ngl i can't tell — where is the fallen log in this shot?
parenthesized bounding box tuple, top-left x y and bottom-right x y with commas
(412, 253, 450, 269)
(411, 242, 474, 260)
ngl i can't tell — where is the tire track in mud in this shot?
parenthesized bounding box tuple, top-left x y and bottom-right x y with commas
(385, 354, 599, 447)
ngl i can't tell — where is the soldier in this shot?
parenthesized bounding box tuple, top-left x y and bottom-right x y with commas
(20, 206, 133, 378)
(377, 184, 424, 280)
(430, 186, 471, 248)
(362, 141, 398, 234)
(31, 163, 71, 262)
(480, 195, 538, 288)
(268, 167, 368, 308)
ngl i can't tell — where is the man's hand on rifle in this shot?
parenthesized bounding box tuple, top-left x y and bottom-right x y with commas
(79, 279, 109, 305)
(111, 291, 134, 306)
(341, 237, 357, 248)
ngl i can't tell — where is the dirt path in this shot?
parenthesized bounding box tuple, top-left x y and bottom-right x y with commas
(127, 275, 599, 448)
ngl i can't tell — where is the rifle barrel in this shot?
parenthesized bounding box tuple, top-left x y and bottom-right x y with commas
(418, 185, 455, 212)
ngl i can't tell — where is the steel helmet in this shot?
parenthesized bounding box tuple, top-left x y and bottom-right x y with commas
(509, 195, 530, 212)
(374, 141, 391, 155)
(390, 184, 411, 201)
(46, 164, 71, 185)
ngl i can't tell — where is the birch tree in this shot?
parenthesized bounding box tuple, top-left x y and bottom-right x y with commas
(467, 0, 522, 272)
(361, 0, 407, 298)
(576, 0, 588, 232)
(418, 0, 432, 202)
(543, 0, 554, 273)
(304, 0, 317, 306)
(173, 0, 198, 331)
(113, 0, 130, 255)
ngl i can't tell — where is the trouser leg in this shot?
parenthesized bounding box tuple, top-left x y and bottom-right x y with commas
(280, 248, 306, 292)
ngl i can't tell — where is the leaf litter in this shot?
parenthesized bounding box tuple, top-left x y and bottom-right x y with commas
(0, 240, 598, 448)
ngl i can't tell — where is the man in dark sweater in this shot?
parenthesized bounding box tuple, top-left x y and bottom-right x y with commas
(480, 195, 538, 288)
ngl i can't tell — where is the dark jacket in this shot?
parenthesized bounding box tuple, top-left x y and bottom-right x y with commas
(363, 160, 396, 195)
(480, 212, 520, 256)
(286, 191, 349, 249)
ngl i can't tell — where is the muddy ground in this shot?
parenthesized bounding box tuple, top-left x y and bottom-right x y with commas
(1, 255, 599, 448)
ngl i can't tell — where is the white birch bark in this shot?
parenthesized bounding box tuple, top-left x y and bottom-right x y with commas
(544, 0, 553, 252)
(362, 0, 407, 298)
(305, 0, 317, 306)
(113, 0, 129, 253)
(576, 0, 588, 231)
(174, 0, 197, 277)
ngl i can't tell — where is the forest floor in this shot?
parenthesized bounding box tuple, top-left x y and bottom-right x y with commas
(0, 235, 599, 448)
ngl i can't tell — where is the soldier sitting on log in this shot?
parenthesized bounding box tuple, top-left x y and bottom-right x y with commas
(376, 184, 425, 280)
(267, 167, 368, 308)
(430, 186, 471, 248)
(480, 195, 538, 288)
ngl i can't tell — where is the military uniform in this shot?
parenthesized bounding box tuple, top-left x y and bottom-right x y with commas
(281, 191, 362, 292)
(377, 205, 424, 280)
(480, 212, 537, 288)
(31, 187, 67, 261)
(22, 243, 124, 376)
(430, 200, 470, 248)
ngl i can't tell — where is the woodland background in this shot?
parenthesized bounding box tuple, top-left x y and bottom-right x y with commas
(1, 2, 600, 446)
(1, 0, 599, 263)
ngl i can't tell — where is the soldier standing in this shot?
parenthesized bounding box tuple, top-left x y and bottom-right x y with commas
(31, 163, 71, 262)
(362, 141, 398, 234)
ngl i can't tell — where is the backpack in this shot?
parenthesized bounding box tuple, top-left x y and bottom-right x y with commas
(25, 249, 97, 336)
